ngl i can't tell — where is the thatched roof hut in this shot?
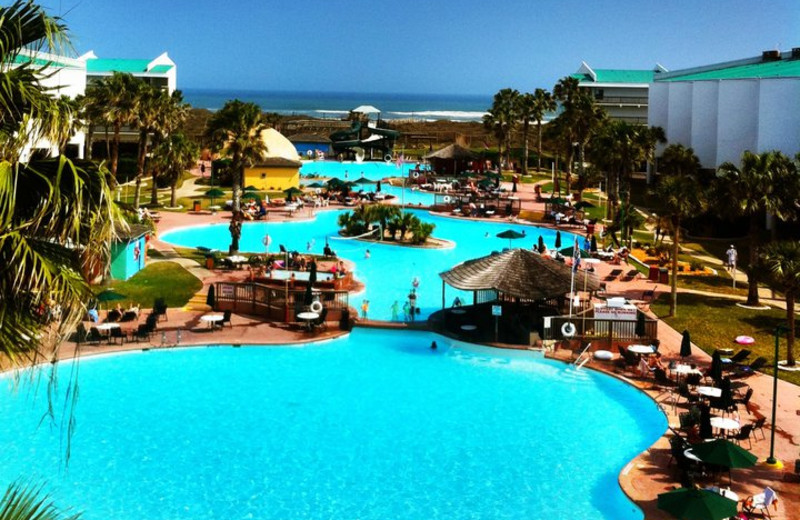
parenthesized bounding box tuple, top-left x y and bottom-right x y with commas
(424, 143, 479, 176)
(439, 248, 600, 301)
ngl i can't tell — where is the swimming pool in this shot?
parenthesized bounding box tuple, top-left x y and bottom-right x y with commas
(300, 160, 427, 182)
(160, 210, 578, 321)
(0, 329, 666, 520)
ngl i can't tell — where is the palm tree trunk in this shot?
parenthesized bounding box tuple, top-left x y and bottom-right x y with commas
(746, 215, 761, 306)
(150, 167, 159, 206)
(670, 217, 680, 316)
(86, 126, 94, 160)
(170, 183, 178, 208)
(522, 121, 530, 176)
(133, 130, 148, 209)
(232, 160, 242, 212)
(786, 292, 795, 366)
(536, 121, 543, 173)
(111, 122, 121, 177)
(104, 126, 110, 160)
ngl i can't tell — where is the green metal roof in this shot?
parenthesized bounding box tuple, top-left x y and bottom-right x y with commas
(659, 59, 800, 81)
(572, 69, 655, 84)
(86, 58, 173, 74)
(11, 54, 76, 68)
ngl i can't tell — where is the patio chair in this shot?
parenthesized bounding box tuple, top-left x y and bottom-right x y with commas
(153, 298, 168, 321)
(313, 307, 329, 331)
(667, 434, 689, 467)
(217, 310, 232, 328)
(109, 327, 126, 345)
(73, 323, 88, 344)
(106, 309, 121, 322)
(728, 348, 752, 364)
(132, 324, 151, 342)
(750, 417, 767, 440)
(732, 387, 754, 414)
(676, 382, 699, 406)
(744, 487, 778, 520)
(726, 424, 754, 449)
(87, 326, 103, 345)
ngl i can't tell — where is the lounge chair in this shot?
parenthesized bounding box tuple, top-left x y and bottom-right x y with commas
(106, 309, 121, 322)
(87, 326, 103, 345)
(604, 269, 623, 281)
(731, 356, 767, 378)
(744, 487, 778, 519)
(132, 324, 151, 342)
(727, 348, 752, 364)
(622, 269, 639, 281)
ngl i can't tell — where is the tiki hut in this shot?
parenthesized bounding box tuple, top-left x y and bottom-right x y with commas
(424, 143, 478, 177)
(439, 248, 600, 305)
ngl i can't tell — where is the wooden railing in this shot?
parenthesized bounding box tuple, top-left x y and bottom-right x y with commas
(544, 315, 658, 346)
(213, 282, 349, 322)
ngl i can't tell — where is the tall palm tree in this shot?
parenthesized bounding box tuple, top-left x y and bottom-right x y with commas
(483, 88, 519, 169)
(531, 88, 556, 173)
(651, 144, 704, 316)
(515, 92, 537, 176)
(148, 90, 189, 206)
(130, 79, 157, 208)
(96, 72, 139, 178)
(715, 151, 800, 306)
(152, 132, 198, 208)
(761, 240, 800, 367)
(39, 95, 78, 156)
(76, 84, 107, 161)
(571, 92, 607, 191)
(206, 100, 265, 214)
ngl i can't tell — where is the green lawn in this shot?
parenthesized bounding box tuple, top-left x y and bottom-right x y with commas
(95, 261, 202, 309)
(650, 293, 798, 386)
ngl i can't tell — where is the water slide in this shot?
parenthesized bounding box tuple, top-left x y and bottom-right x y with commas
(330, 122, 401, 159)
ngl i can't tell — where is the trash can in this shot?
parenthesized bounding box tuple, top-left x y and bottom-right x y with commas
(205, 254, 215, 270)
(648, 265, 659, 282)
(659, 268, 669, 284)
(193, 200, 201, 212)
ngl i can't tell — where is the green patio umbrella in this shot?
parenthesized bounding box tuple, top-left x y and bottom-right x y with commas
(96, 288, 126, 305)
(477, 178, 494, 188)
(353, 177, 377, 185)
(690, 439, 758, 472)
(657, 488, 738, 520)
(573, 200, 596, 210)
(549, 197, 567, 206)
(559, 245, 592, 259)
(243, 185, 260, 192)
(496, 229, 525, 248)
(283, 186, 304, 201)
(205, 188, 225, 207)
(483, 171, 502, 179)
(306, 181, 325, 189)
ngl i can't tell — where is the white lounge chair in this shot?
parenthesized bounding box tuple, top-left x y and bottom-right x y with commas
(744, 487, 778, 519)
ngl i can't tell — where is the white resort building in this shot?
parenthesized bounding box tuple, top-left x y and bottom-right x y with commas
(14, 50, 177, 161)
(572, 62, 668, 124)
(648, 49, 800, 168)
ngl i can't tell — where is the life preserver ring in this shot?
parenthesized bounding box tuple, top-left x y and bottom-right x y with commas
(384, 154, 392, 162)
(412, 171, 420, 179)
(315, 188, 321, 194)
(561, 322, 576, 337)
(306, 150, 313, 157)
(262, 234, 272, 246)
(310, 301, 323, 313)
(443, 195, 451, 203)
(735, 335, 755, 345)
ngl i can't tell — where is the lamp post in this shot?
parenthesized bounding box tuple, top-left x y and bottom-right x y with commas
(765, 325, 788, 469)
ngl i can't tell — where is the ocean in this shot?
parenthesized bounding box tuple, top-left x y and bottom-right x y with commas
(182, 89, 492, 122)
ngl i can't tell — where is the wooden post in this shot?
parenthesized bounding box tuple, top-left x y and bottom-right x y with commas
(441, 280, 445, 309)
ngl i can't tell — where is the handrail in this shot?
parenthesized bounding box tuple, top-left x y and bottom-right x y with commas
(573, 342, 593, 368)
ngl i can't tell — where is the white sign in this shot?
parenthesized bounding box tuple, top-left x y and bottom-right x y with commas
(594, 304, 637, 321)
(492, 305, 502, 316)
(220, 285, 234, 298)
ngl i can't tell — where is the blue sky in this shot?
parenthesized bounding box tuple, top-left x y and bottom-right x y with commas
(53, 0, 798, 95)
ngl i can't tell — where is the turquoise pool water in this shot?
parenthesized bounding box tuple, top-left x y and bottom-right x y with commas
(300, 160, 427, 182)
(0, 329, 666, 519)
(160, 210, 577, 321)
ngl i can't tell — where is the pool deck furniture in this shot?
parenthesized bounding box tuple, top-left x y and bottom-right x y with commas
(710, 416, 740, 435)
(697, 386, 722, 398)
(628, 344, 655, 355)
(297, 311, 319, 331)
(200, 314, 224, 329)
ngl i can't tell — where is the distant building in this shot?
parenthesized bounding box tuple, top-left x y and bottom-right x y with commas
(243, 129, 302, 192)
(288, 133, 332, 158)
(572, 62, 668, 124)
(80, 51, 177, 93)
(649, 49, 800, 168)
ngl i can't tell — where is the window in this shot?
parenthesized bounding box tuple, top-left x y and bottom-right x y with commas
(261, 173, 266, 179)
(595, 89, 604, 100)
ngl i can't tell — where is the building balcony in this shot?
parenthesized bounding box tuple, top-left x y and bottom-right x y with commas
(596, 96, 649, 105)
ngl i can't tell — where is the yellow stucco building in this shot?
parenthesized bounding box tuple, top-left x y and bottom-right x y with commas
(242, 128, 302, 191)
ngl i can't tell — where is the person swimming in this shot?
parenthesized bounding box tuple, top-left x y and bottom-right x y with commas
(430, 341, 437, 350)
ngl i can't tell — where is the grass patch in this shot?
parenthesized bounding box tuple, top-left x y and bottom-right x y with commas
(650, 293, 799, 386)
(94, 261, 203, 309)
(677, 275, 750, 297)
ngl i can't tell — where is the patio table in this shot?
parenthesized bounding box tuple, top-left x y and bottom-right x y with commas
(628, 344, 655, 355)
(200, 314, 223, 329)
(697, 386, 722, 398)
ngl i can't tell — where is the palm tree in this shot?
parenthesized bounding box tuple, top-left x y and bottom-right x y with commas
(715, 151, 800, 306)
(96, 72, 139, 178)
(205, 100, 266, 214)
(131, 79, 158, 208)
(515, 92, 537, 176)
(148, 90, 189, 206)
(761, 240, 800, 366)
(76, 84, 107, 161)
(531, 88, 556, 174)
(152, 132, 198, 208)
(39, 95, 78, 156)
(0, 481, 80, 520)
(483, 88, 519, 169)
(651, 144, 704, 316)
(570, 92, 607, 192)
